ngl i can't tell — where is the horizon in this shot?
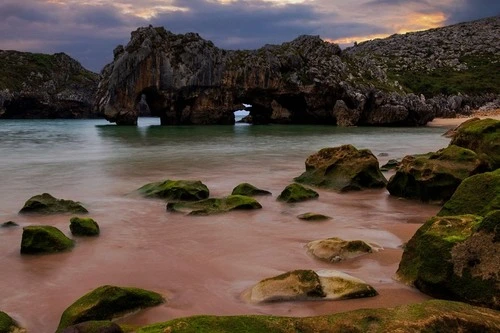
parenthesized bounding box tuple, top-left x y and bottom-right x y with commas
(1, 1, 499, 73)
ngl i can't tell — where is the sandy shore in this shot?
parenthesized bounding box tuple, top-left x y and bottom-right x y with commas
(427, 109, 500, 127)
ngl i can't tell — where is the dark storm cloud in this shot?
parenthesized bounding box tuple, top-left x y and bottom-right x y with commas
(444, 0, 500, 24)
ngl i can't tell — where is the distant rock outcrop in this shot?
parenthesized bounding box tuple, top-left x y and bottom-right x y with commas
(0, 51, 99, 119)
(95, 16, 499, 126)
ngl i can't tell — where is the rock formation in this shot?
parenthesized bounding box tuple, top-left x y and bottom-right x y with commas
(166, 195, 262, 215)
(0, 51, 99, 119)
(21, 225, 74, 254)
(19, 193, 88, 214)
(95, 16, 499, 126)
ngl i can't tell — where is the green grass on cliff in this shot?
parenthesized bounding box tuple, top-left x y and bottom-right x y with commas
(388, 53, 500, 96)
(0, 51, 57, 90)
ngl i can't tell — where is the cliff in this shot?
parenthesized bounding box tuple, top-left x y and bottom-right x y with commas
(0, 51, 100, 119)
(96, 16, 499, 126)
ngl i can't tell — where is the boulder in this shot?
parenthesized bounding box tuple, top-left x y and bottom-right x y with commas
(297, 213, 331, 221)
(380, 159, 399, 171)
(294, 145, 387, 192)
(396, 213, 500, 309)
(0, 311, 25, 333)
(249, 269, 377, 303)
(449, 117, 500, 169)
(387, 145, 484, 202)
(167, 195, 262, 215)
(70, 217, 100, 236)
(277, 184, 319, 203)
(137, 179, 209, 201)
(60, 321, 123, 333)
(231, 183, 271, 196)
(56, 285, 164, 332)
(438, 169, 500, 217)
(21, 225, 74, 254)
(135, 300, 500, 332)
(306, 237, 381, 262)
(1, 221, 18, 228)
(19, 193, 88, 214)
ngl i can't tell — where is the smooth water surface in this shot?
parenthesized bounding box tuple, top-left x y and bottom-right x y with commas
(0, 118, 453, 332)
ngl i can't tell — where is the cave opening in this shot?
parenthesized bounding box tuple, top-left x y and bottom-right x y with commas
(136, 87, 167, 124)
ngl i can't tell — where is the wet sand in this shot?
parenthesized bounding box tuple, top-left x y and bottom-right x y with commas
(427, 113, 500, 127)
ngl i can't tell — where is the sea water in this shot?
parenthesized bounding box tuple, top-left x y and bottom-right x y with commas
(0, 118, 453, 332)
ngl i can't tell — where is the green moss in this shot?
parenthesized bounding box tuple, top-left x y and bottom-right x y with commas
(276, 183, 318, 203)
(20, 225, 74, 254)
(70, 217, 100, 236)
(19, 193, 88, 214)
(297, 212, 331, 221)
(0, 311, 16, 333)
(56, 285, 165, 332)
(136, 300, 500, 333)
(231, 183, 271, 196)
(137, 180, 209, 201)
(476, 210, 500, 241)
(167, 195, 262, 215)
(438, 169, 500, 217)
(61, 320, 123, 333)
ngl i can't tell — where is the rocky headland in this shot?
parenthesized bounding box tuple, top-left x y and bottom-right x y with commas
(95, 16, 499, 125)
(0, 51, 99, 119)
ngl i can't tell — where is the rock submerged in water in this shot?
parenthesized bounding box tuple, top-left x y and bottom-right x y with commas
(60, 321, 123, 333)
(137, 179, 209, 201)
(306, 237, 381, 262)
(19, 193, 88, 214)
(70, 217, 100, 236)
(387, 145, 484, 202)
(438, 168, 500, 217)
(21, 225, 74, 254)
(294, 145, 387, 192)
(167, 195, 262, 215)
(56, 285, 165, 332)
(396, 213, 500, 310)
(277, 183, 319, 203)
(135, 300, 500, 332)
(0, 311, 25, 333)
(231, 183, 271, 196)
(1, 221, 18, 228)
(297, 212, 331, 221)
(249, 269, 377, 303)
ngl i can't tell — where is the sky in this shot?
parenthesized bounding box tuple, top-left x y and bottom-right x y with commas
(1, 0, 498, 72)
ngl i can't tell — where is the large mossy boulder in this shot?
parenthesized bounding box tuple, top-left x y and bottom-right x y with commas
(449, 117, 500, 170)
(167, 195, 262, 215)
(277, 183, 318, 203)
(21, 225, 74, 254)
(249, 269, 377, 303)
(396, 213, 500, 309)
(306, 237, 381, 262)
(438, 168, 500, 217)
(387, 145, 484, 202)
(231, 183, 271, 196)
(70, 217, 100, 236)
(0, 311, 25, 333)
(136, 300, 500, 333)
(60, 320, 123, 333)
(137, 179, 209, 201)
(56, 285, 165, 332)
(294, 144, 387, 192)
(19, 193, 88, 214)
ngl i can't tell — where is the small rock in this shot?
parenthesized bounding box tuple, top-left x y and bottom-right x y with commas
(19, 193, 88, 214)
(231, 183, 271, 196)
(70, 217, 100, 236)
(21, 225, 74, 254)
(137, 179, 209, 201)
(167, 195, 262, 215)
(297, 213, 331, 221)
(277, 183, 318, 203)
(1, 221, 18, 228)
(306, 237, 381, 262)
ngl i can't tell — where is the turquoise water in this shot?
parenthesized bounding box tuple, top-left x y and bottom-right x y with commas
(0, 118, 452, 331)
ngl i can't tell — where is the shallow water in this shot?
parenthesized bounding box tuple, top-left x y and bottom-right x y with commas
(0, 118, 453, 332)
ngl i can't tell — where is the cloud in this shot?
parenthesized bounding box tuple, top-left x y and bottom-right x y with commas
(444, 0, 500, 24)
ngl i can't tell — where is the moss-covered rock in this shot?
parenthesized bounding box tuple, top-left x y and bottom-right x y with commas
(387, 145, 484, 202)
(137, 179, 209, 201)
(1, 221, 18, 228)
(294, 145, 387, 192)
(396, 214, 500, 309)
(231, 183, 271, 196)
(438, 169, 500, 217)
(60, 320, 123, 333)
(19, 193, 88, 214)
(449, 117, 500, 170)
(297, 212, 331, 221)
(249, 269, 377, 303)
(0, 311, 25, 333)
(56, 285, 165, 332)
(21, 225, 74, 254)
(70, 217, 100, 236)
(277, 183, 318, 203)
(167, 195, 262, 215)
(306, 237, 381, 262)
(380, 159, 400, 171)
(135, 300, 500, 333)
